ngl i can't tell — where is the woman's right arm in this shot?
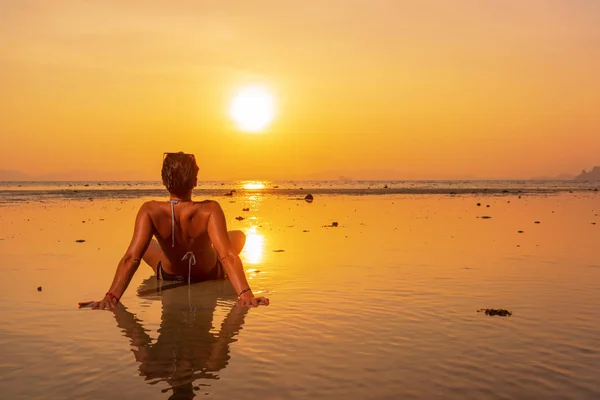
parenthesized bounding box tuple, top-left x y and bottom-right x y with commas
(207, 202, 269, 308)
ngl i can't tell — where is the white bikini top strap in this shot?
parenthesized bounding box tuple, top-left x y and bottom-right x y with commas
(170, 200, 196, 285)
(182, 251, 196, 286)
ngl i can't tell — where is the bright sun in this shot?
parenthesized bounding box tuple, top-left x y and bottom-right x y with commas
(229, 86, 275, 133)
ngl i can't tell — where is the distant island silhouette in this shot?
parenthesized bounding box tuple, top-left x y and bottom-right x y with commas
(574, 166, 600, 181)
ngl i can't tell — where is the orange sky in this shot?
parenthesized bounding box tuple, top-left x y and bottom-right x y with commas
(1, 1, 599, 180)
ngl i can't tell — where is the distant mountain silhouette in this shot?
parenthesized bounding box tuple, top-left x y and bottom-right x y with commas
(531, 172, 575, 180)
(0, 170, 32, 181)
(574, 166, 600, 181)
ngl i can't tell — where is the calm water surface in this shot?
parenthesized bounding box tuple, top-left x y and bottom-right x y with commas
(0, 188, 599, 399)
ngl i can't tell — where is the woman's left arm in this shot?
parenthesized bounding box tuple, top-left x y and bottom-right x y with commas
(78, 202, 154, 310)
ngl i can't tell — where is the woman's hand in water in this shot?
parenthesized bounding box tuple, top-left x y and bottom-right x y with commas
(78, 294, 119, 311)
(237, 292, 270, 308)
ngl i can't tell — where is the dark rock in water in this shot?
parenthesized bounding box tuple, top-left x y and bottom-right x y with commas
(272, 249, 285, 253)
(477, 203, 481, 206)
(331, 222, 339, 227)
(304, 194, 314, 203)
(480, 216, 492, 219)
(273, 185, 279, 189)
(235, 216, 245, 221)
(84, 184, 89, 187)
(37, 286, 42, 292)
(75, 239, 86, 243)
(534, 221, 540, 224)
(383, 185, 389, 189)
(486, 205, 490, 208)
(478, 308, 512, 317)
(242, 208, 250, 211)
(518, 230, 524, 233)
(303, 230, 310, 232)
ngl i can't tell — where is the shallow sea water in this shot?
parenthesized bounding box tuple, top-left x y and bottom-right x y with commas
(0, 187, 599, 399)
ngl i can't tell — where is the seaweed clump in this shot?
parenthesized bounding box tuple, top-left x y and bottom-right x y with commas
(477, 308, 512, 317)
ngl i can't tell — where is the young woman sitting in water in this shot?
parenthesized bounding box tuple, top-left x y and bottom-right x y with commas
(79, 152, 269, 310)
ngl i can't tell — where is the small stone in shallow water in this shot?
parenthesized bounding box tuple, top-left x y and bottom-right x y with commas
(37, 286, 42, 292)
(534, 221, 540, 224)
(235, 216, 245, 221)
(331, 222, 339, 227)
(75, 239, 86, 243)
(272, 249, 285, 253)
(242, 208, 250, 211)
(518, 230, 524, 233)
(477, 203, 481, 206)
(304, 194, 314, 203)
(480, 216, 492, 219)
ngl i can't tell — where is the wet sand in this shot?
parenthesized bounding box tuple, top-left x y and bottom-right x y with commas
(0, 192, 599, 399)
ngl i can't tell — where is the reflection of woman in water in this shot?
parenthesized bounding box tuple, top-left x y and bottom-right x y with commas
(114, 278, 247, 399)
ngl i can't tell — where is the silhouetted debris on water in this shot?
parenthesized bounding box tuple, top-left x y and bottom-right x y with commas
(480, 216, 492, 219)
(37, 286, 42, 292)
(75, 239, 86, 243)
(534, 221, 540, 224)
(235, 216, 245, 221)
(478, 308, 512, 317)
(331, 222, 339, 227)
(303, 230, 310, 232)
(242, 208, 250, 211)
(518, 230, 524, 233)
(383, 185, 389, 189)
(272, 249, 285, 253)
(304, 194, 314, 203)
(477, 203, 481, 206)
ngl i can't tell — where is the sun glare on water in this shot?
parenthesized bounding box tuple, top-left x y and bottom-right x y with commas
(242, 181, 266, 190)
(229, 86, 275, 133)
(242, 226, 265, 265)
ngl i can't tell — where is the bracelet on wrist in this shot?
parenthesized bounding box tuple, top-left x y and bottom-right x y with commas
(238, 288, 252, 297)
(106, 291, 120, 302)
